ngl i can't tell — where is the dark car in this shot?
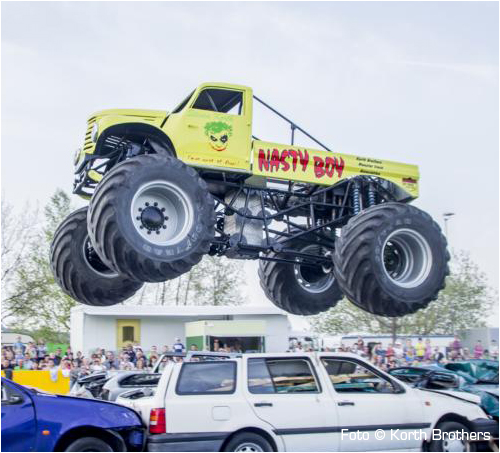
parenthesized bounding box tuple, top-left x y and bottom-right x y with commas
(1, 378, 145, 452)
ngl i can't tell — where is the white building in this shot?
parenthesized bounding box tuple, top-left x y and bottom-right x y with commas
(70, 305, 291, 355)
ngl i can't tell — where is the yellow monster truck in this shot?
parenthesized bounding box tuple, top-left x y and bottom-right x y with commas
(50, 82, 449, 316)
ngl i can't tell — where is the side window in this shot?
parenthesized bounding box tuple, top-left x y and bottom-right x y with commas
(322, 359, 397, 394)
(192, 88, 243, 115)
(176, 361, 236, 395)
(248, 358, 319, 394)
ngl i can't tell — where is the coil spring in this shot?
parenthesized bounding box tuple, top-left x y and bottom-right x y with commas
(352, 184, 361, 215)
(367, 185, 376, 207)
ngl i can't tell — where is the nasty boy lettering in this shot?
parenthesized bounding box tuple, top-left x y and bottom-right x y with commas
(258, 148, 344, 180)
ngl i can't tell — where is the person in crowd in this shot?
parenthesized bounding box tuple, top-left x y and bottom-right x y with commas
(404, 339, 414, 363)
(386, 343, 395, 361)
(450, 334, 463, 359)
(136, 357, 147, 370)
(462, 347, 471, 360)
(119, 353, 134, 370)
(424, 339, 432, 361)
(13, 336, 25, 356)
(91, 357, 106, 372)
(37, 339, 47, 362)
(148, 345, 158, 359)
(473, 340, 484, 359)
(125, 345, 136, 364)
(103, 351, 119, 370)
(490, 340, 498, 360)
(432, 346, 444, 363)
(415, 338, 425, 362)
(173, 337, 185, 354)
(22, 353, 34, 370)
(356, 336, 365, 351)
(148, 355, 159, 369)
(160, 345, 170, 354)
(189, 344, 199, 351)
(53, 348, 63, 366)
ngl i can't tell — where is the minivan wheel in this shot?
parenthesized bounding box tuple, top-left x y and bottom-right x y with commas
(224, 432, 273, 452)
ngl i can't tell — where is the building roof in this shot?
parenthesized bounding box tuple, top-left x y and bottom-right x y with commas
(71, 304, 287, 317)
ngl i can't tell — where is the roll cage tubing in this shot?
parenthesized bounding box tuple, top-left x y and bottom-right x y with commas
(75, 93, 398, 267)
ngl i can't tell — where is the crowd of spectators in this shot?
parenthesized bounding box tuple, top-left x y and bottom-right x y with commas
(2, 334, 498, 380)
(1, 336, 193, 379)
(289, 334, 499, 371)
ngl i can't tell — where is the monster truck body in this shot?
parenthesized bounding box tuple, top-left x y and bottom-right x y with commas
(53, 82, 448, 317)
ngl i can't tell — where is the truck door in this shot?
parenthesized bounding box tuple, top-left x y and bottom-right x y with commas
(1, 380, 36, 452)
(167, 85, 252, 172)
(319, 356, 426, 451)
(244, 356, 340, 452)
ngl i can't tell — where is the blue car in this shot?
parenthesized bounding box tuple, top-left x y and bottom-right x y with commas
(1, 378, 145, 452)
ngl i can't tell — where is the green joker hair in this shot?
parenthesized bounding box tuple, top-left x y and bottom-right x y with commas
(204, 121, 233, 137)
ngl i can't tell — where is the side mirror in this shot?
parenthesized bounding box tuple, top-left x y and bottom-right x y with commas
(8, 394, 23, 405)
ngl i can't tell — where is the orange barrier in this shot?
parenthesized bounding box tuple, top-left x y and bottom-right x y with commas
(1, 370, 70, 394)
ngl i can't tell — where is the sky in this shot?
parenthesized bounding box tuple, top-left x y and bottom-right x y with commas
(2, 2, 498, 328)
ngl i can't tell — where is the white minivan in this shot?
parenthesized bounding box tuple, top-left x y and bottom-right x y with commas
(117, 352, 497, 452)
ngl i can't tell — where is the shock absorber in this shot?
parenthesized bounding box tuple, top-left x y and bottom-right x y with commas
(351, 182, 361, 215)
(367, 183, 376, 208)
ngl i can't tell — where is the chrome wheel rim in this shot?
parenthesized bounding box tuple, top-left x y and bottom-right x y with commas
(382, 228, 432, 288)
(82, 236, 118, 278)
(131, 180, 193, 246)
(294, 245, 334, 294)
(235, 442, 264, 452)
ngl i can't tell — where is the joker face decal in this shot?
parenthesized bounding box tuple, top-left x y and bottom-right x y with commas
(204, 121, 233, 152)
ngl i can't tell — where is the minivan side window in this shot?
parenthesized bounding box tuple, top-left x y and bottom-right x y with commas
(176, 361, 236, 395)
(191, 88, 243, 115)
(248, 358, 319, 394)
(322, 359, 397, 394)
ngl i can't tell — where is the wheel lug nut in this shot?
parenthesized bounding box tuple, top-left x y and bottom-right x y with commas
(139, 226, 143, 229)
(161, 208, 165, 212)
(145, 202, 149, 206)
(156, 231, 160, 235)
(165, 216, 169, 220)
(154, 202, 158, 207)
(162, 225, 166, 229)
(147, 231, 151, 234)
(136, 216, 140, 220)
(138, 208, 142, 212)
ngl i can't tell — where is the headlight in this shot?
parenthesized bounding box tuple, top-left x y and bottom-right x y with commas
(91, 123, 99, 142)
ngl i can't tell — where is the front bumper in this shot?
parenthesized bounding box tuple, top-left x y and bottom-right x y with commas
(147, 432, 229, 452)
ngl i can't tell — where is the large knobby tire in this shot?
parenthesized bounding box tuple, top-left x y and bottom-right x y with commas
(64, 436, 113, 452)
(50, 207, 143, 306)
(223, 432, 273, 452)
(88, 154, 215, 282)
(259, 235, 343, 315)
(428, 421, 476, 452)
(333, 202, 449, 317)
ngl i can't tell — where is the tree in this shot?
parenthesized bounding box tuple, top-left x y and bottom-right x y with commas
(310, 251, 495, 342)
(1, 198, 40, 320)
(3, 189, 77, 331)
(127, 255, 246, 307)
